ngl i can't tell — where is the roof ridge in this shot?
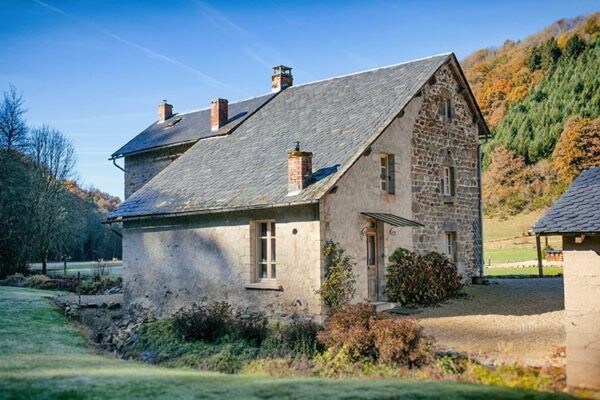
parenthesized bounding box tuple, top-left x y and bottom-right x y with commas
(287, 52, 452, 90)
(176, 92, 274, 117)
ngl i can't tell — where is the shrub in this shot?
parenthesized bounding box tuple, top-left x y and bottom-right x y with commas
(0, 273, 27, 287)
(233, 311, 268, 346)
(79, 275, 122, 295)
(318, 304, 430, 368)
(26, 274, 51, 289)
(264, 319, 323, 357)
(172, 302, 233, 342)
(371, 318, 429, 367)
(317, 303, 377, 361)
(384, 248, 463, 306)
(316, 241, 356, 310)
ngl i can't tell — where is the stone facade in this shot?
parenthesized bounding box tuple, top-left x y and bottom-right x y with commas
(562, 234, 600, 392)
(121, 61, 482, 316)
(122, 204, 323, 318)
(123, 143, 194, 199)
(409, 64, 482, 279)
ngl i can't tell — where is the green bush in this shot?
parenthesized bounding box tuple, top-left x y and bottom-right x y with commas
(317, 241, 356, 311)
(233, 311, 268, 346)
(79, 275, 122, 295)
(172, 302, 234, 342)
(384, 248, 463, 306)
(263, 319, 323, 357)
(0, 273, 27, 287)
(26, 274, 51, 289)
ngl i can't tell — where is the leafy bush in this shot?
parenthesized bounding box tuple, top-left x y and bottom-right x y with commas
(79, 276, 122, 295)
(317, 241, 356, 311)
(317, 303, 430, 368)
(26, 274, 51, 289)
(384, 248, 463, 306)
(371, 318, 429, 367)
(233, 311, 268, 346)
(172, 302, 233, 342)
(0, 273, 27, 287)
(263, 319, 323, 357)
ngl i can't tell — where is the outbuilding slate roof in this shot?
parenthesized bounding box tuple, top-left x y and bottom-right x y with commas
(533, 167, 600, 234)
(109, 53, 468, 221)
(111, 93, 276, 158)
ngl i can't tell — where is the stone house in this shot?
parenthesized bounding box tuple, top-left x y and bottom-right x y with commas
(533, 167, 600, 393)
(108, 53, 488, 318)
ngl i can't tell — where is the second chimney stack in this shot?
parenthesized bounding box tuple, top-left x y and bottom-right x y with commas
(288, 142, 312, 193)
(272, 65, 293, 92)
(211, 98, 228, 131)
(158, 100, 173, 122)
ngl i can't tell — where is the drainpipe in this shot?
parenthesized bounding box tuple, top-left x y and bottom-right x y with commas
(111, 157, 126, 173)
(477, 143, 484, 278)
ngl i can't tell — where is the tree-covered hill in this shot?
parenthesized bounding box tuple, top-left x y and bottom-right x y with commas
(461, 12, 600, 217)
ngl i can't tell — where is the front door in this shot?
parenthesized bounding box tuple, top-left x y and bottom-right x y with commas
(366, 229, 378, 301)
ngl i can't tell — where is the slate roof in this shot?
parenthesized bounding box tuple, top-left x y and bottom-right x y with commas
(533, 167, 600, 234)
(109, 53, 470, 221)
(111, 93, 276, 158)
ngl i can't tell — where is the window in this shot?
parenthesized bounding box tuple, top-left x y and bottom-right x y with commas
(366, 234, 376, 266)
(257, 221, 276, 280)
(442, 166, 455, 196)
(445, 232, 457, 260)
(438, 98, 453, 120)
(379, 154, 395, 194)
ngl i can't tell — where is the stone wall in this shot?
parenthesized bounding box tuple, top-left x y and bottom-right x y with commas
(562, 234, 600, 392)
(122, 204, 323, 318)
(123, 143, 194, 199)
(410, 63, 482, 279)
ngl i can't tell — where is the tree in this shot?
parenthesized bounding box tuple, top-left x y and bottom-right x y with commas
(525, 46, 542, 71)
(28, 126, 78, 274)
(540, 38, 562, 70)
(564, 34, 587, 59)
(552, 116, 600, 182)
(0, 85, 28, 151)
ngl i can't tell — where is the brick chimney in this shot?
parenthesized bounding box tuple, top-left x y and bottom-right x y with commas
(158, 100, 173, 122)
(272, 65, 293, 93)
(288, 142, 312, 193)
(211, 98, 228, 131)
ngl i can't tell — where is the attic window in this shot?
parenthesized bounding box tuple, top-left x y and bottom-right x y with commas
(438, 98, 454, 120)
(166, 117, 182, 128)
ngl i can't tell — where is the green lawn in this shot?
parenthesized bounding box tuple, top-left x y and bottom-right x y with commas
(484, 266, 564, 277)
(0, 287, 571, 400)
(28, 260, 123, 277)
(483, 248, 538, 264)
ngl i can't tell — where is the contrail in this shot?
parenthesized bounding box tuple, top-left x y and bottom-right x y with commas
(31, 0, 236, 91)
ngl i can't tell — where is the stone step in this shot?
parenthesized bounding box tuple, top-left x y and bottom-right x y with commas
(370, 301, 396, 313)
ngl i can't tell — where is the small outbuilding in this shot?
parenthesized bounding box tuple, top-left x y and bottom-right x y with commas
(533, 167, 600, 393)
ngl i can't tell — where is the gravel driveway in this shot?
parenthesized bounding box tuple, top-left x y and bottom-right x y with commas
(396, 278, 565, 366)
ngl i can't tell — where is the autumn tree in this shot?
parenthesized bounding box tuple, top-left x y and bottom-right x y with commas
(564, 34, 587, 59)
(552, 116, 600, 182)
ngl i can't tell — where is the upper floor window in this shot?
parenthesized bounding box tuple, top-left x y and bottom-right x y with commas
(379, 153, 395, 194)
(444, 231, 457, 261)
(257, 221, 276, 280)
(438, 98, 454, 120)
(442, 165, 455, 196)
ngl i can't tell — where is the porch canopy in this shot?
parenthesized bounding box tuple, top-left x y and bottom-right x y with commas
(360, 212, 424, 227)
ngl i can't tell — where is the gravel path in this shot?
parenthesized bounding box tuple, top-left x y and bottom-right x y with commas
(397, 278, 565, 366)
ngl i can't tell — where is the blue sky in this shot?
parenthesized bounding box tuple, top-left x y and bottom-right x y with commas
(1, 0, 598, 199)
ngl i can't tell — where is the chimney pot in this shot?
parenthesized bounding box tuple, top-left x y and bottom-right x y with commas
(158, 101, 173, 122)
(272, 65, 293, 92)
(288, 143, 312, 193)
(211, 98, 228, 131)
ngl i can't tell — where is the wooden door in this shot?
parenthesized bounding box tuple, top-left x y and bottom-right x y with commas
(366, 230, 378, 301)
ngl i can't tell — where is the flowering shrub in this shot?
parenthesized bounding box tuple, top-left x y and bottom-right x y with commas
(317, 241, 356, 310)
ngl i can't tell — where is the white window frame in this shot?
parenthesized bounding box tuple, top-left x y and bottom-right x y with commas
(445, 231, 457, 260)
(256, 220, 276, 281)
(440, 98, 453, 119)
(442, 166, 452, 196)
(380, 154, 389, 192)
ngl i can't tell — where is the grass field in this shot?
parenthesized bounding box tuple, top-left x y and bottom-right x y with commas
(0, 287, 571, 400)
(483, 210, 562, 265)
(28, 260, 123, 277)
(484, 266, 564, 278)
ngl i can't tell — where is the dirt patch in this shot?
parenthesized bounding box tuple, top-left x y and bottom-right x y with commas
(394, 278, 565, 366)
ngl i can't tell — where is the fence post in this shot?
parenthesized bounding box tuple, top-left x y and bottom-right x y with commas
(535, 234, 544, 277)
(77, 271, 81, 306)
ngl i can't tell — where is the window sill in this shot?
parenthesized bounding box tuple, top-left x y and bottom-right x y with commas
(443, 195, 455, 204)
(244, 282, 283, 291)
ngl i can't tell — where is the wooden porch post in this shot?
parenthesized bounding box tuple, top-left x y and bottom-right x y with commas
(535, 234, 544, 277)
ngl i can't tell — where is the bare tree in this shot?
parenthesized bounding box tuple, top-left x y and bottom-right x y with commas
(0, 85, 28, 151)
(29, 126, 78, 274)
